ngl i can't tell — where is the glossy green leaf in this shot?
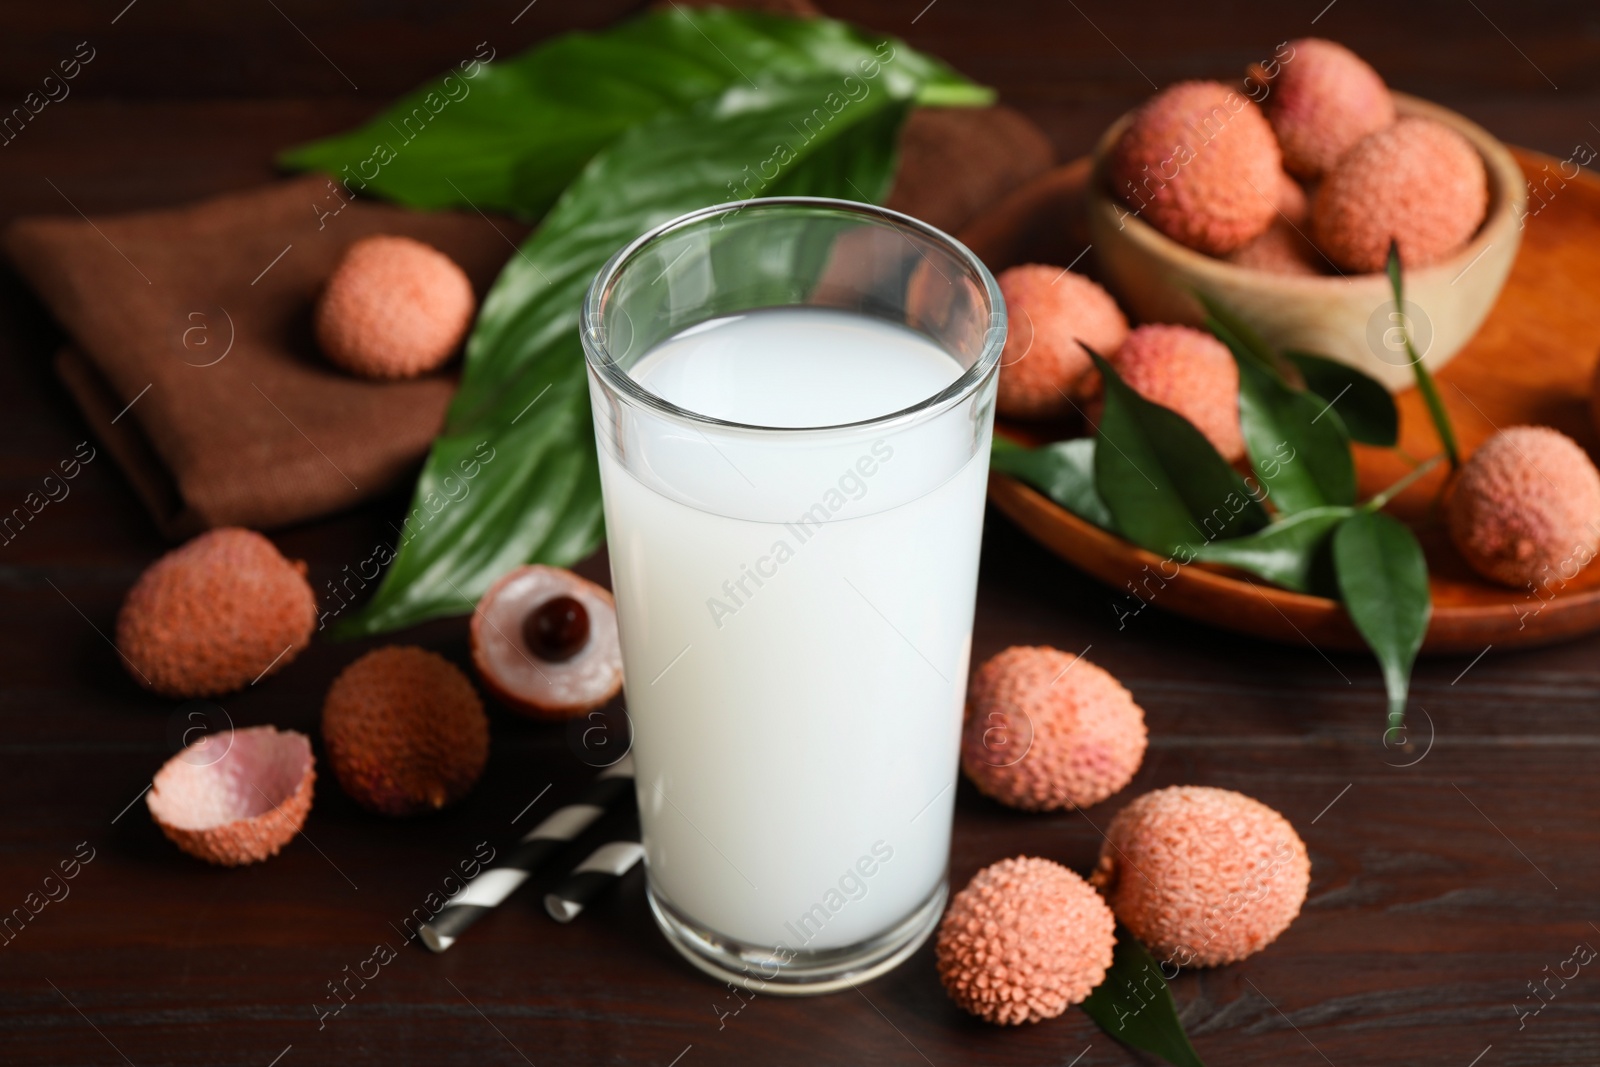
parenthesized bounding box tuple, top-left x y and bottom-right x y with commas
(1284, 350, 1399, 447)
(1088, 350, 1268, 555)
(1386, 241, 1459, 468)
(1080, 929, 1206, 1067)
(1227, 342, 1357, 514)
(335, 76, 941, 635)
(1189, 506, 1353, 594)
(279, 8, 989, 215)
(1332, 510, 1431, 731)
(989, 436, 1115, 530)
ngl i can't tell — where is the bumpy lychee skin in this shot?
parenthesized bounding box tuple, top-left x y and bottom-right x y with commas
(1110, 81, 1282, 255)
(938, 856, 1117, 1025)
(1087, 325, 1245, 462)
(147, 726, 314, 866)
(470, 566, 624, 719)
(116, 528, 316, 698)
(1311, 117, 1488, 273)
(962, 646, 1147, 811)
(995, 266, 1130, 421)
(315, 235, 475, 380)
(1445, 426, 1600, 589)
(1266, 38, 1396, 180)
(322, 646, 489, 817)
(1091, 786, 1310, 968)
(1227, 219, 1323, 276)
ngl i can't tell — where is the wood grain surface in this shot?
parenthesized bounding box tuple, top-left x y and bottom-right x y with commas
(3, 3, 1599, 1066)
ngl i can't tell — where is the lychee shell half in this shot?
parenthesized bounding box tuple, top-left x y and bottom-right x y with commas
(1445, 425, 1600, 589)
(1092, 785, 1310, 968)
(470, 565, 624, 719)
(937, 856, 1117, 1025)
(322, 646, 489, 817)
(962, 646, 1147, 811)
(147, 725, 314, 866)
(116, 527, 316, 698)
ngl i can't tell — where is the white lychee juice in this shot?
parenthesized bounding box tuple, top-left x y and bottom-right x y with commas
(592, 306, 995, 990)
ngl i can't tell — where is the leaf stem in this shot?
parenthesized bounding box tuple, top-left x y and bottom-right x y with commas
(1362, 454, 1444, 513)
(1386, 242, 1461, 470)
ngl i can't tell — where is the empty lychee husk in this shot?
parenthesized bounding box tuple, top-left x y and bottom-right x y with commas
(470, 565, 624, 719)
(146, 725, 315, 866)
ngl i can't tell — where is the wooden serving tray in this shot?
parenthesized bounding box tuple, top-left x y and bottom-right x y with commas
(963, 149, 1600, 654)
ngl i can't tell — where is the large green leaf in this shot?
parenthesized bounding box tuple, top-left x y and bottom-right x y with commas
(1088, 350, 1268, 555)
(1189, 506, 1353, 594)
(1284, 350, 1398, 448)
(1231, 341, 1357, 514)
(335, 77, 934, 635)
(279, 8, 989, 215)
(1080, 929, 1206, 1067)
(1332, 510, 1431, 731)
(989, 436, 1115, 531)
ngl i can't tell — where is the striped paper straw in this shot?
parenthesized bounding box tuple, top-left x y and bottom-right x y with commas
(544, 840, 645, 922)
(419, 755, 635, 952)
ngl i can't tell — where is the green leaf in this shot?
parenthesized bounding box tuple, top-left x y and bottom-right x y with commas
(1080, 929, 1206, 1067)
(279, 8, 989, 215)
(1088, 350, 1268, 555)
(1284, 350, 1399, 447)
(1332, 510, 1431, 731)
(336, 75, 942, 635)
(1228, 344, 1357, 514)
(1188, 506, 1353, 594)
(1194, 290, 1280, 378)
(989, 436, 1115, 530)
(1385, 241, 1459, 468)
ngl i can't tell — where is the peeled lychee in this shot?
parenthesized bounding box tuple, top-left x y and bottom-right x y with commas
(1110, 81, 1283, 255)
(315, 235, 475, 380)
(1445, 426, 1600, 589)
(962, 646, 1146, 811)
(322, 646, 489, 816)
(116, 528, 316, 698)
(1311, 117, 1488, 273)
(1266, 38, 1396, 180)
(1087, 324, 1245, 462)
(994, 265, 1129, 421)
(147, 725, 314, 866)
(470, 566, 624, 719)
(1091, 786, 1310, 968)
(937, 856, 1117, 1025)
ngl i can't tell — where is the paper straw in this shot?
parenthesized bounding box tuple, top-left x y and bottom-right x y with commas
(419, 755, 634, 952)
(544, 840, 645, 922)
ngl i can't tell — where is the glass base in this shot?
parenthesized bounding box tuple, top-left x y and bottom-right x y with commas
(647, 878, 947, 996)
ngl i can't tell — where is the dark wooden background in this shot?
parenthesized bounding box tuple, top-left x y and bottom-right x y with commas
(4, 2, 1599, 1064)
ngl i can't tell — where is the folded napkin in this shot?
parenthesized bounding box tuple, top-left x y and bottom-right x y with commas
(6, 109, 1049, 538)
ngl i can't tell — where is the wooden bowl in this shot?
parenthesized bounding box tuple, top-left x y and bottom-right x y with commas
(1084, 93, 1527, 392)
(962, 148, 1600, 654)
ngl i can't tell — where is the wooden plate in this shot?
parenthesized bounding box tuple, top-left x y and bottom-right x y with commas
(962, 150, 1600, 654)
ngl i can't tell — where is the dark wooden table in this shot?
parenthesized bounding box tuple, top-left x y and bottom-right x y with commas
(4, 3, 1598, 1064)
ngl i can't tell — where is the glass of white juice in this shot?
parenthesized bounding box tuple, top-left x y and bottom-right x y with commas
(581, 197, 1003, 994)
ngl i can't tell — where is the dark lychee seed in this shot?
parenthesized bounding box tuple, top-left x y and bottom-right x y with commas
(524, 595, 590, 662)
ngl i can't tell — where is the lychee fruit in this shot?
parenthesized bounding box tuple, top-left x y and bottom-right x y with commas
(1445, 425, 1600, 589)
(116, 528, 316, 698)
(962, 646, 1146, 811)
(1227, 219, 1323, 276)
(994, 266, 1129, 422)
(315, 234, 475, 380)
(937, 856, 1117, 1025)
(147, 725, 314, 866)
(322, 646, 489, 816)
(1086, 324, 1245, 462)
(1265, 38, 1396, 180)
(1311, 117, 1488, 273)
(1110, 81, 1283, 255)
(470, 565, 624, 719)
(1091, 785, 1310, 968)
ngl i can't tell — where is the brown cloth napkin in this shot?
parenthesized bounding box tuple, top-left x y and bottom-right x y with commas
(5, 110, 1049, 539)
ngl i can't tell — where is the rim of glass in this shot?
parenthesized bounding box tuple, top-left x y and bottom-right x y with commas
(580, 196, 1006, 434)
